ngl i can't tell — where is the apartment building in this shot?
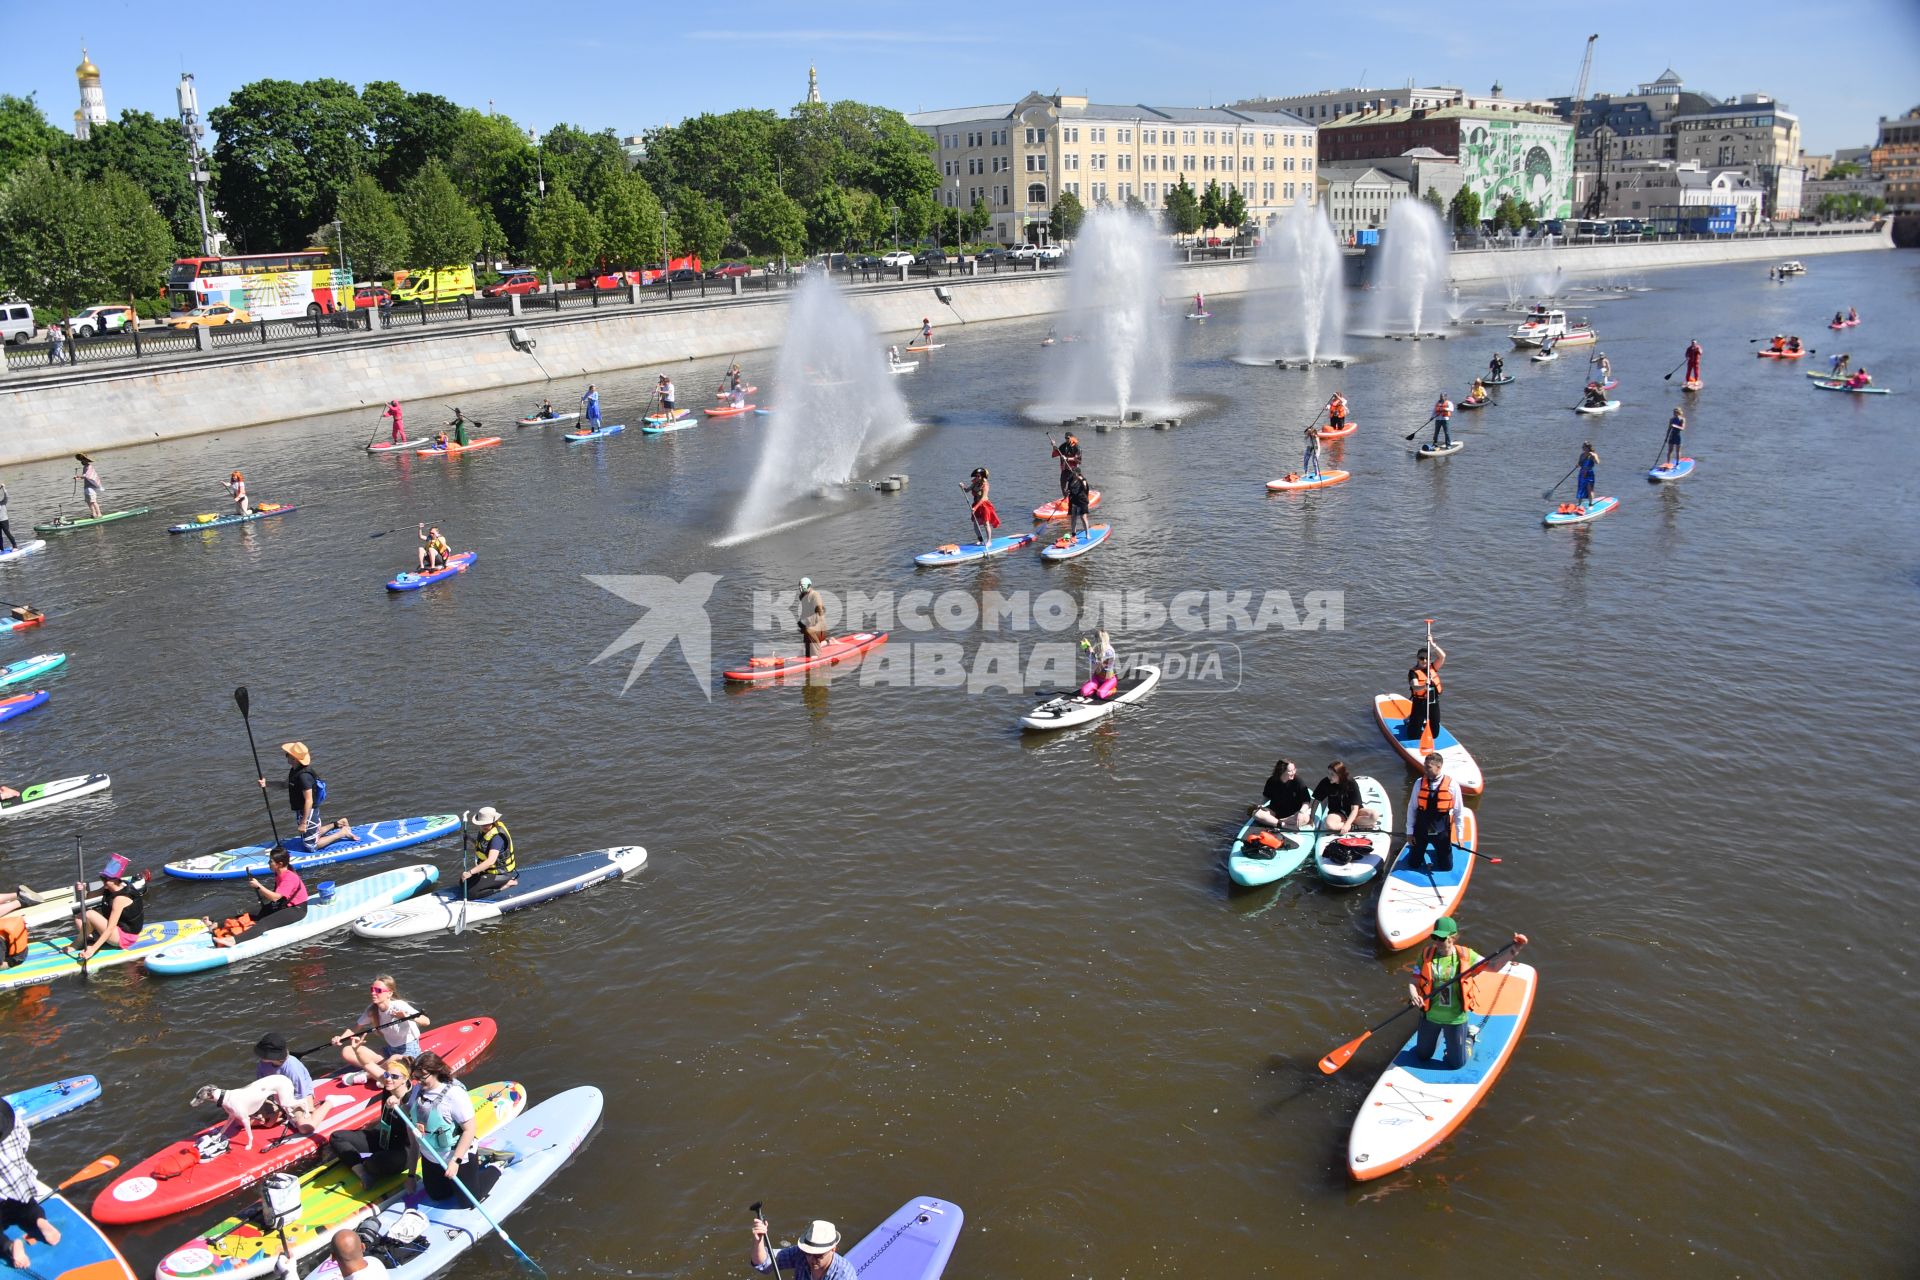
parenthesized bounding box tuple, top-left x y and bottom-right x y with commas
(1319, 102, 1575, 219)
(1670, 96, 1803, 218)
(1235, 84, 1555, 126)
(1871, 106, 1920, 210)
(907, 92, 1316, 243)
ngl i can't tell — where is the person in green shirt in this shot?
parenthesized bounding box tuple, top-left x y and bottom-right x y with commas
(1407, 916, 1483, 1069)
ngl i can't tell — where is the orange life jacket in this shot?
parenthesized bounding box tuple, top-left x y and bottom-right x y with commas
(1328, 395, 1347, 416)
(1413, 774, 1456, 816)
(1417, 944, 1483, 1011)
(1411, 666, 1442, 696)
(1434, 398, 1453, 417)
(0, 915, 27, 964)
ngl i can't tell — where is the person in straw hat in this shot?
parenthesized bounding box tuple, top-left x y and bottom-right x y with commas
(751, 1214, 854, 1279)
(263, 742, 355, 849)
(459, 807, 517, 898)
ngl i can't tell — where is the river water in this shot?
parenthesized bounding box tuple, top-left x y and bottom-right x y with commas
(2, 252, 1915, 1278)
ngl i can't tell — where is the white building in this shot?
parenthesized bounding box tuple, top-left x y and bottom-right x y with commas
(1601, 160, 1764, 230)
(74, 46, 106, 140)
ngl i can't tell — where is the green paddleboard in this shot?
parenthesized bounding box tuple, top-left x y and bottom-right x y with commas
(33, 507, 151, 533)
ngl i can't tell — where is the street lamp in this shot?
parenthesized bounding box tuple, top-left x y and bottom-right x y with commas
(890, 204, 900, 249)
(951, 177, 961, 250)
(528, 127, 545, 199)
(661, 204, 673, 301)
(329, 219, 345, 272)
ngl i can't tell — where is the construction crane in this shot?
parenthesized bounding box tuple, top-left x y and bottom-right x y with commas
(1565, 34, 1601, 217)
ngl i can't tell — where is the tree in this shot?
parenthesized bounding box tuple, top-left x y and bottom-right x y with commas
(1490, 194, 1522, 231)
(0, 94, 64, 184)
(1514, 199, 1537, 229)
(1198, 180, 1223, 229)
(1164, 179, 1202, 236)
(737, 191, 806, 258)
(595, 170, 664, 267)
(806, 185, 856, 252)
(1826, 161, 1861, 180)
(64, 109, 209, 254)
(640, 109, 783, 213)
(94, 170, 176, 304)
(1422, 186, 1444, 216)
(399, 159, 481, 267)
(0, 160, 170, 314)
(1049, 190, 1086, 241)
(963, 197, 993, 243)
(1448, 186, 1481, 230)
(847, 189, 889, 248)
(210, 79, 374, 250)
(363, 81, 465, 192)
(671, 190, 729, 263)
(897, 190, 938, 243)
(524, 185, 601, 277)
(335, 173, 410, 281)
(1222, 185, 1247, 230)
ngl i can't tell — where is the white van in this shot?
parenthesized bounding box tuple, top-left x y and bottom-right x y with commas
(0, 302, 38, 346)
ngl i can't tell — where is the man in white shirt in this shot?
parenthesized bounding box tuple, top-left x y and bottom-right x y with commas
(331, 1228, 389, 1277)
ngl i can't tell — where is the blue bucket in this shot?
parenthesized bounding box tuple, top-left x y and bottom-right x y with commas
(314, 881, 336, 904)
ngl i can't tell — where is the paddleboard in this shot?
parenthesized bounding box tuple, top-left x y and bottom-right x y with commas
(352, 847, 647, 939)
(386, 551, 476, 592)
(3, 613, 45, 632)
(904, 343, 944, 352)
(95, 1019, 497, 1226)
(914, 532, 1036, 567)
(888, 362, 919, 374)
(0, 918, 204, 993)
(1543, 495, 1619, 525)
(723, 632, 889, 683)
(1347, 959, 1537, 1180)
(713, 385, 757, 398)
(1648, 457, 1695, 482)
(1376, 807, 1479, 951)
(1033, 490, 1103, 521)
(1806, 368, 1853, 378)
(1311, 778, 1394, 888)
(0, 652, 65, 687)
(845, 1197, 965, 1280)
(0, 772, 112, 822)
(1018, 664, 1159, 731)
(0, 689, 49, 723)
(1456, 398, 1489, 410)
(10, 871, 152, 931)
(639, 419, 698, 435)
(165, 814, 461, 881)
(366, 439, 432, 453)
(0, 539, 48, 562)
(1812, 381, 1889, 394)
(167, 505, 295, 533)
(1484, 374, 1515, 385)
(515, 412, 579, 427)
(3, 1075, 102, 1126)
(145, 864, 438, 976)
(1573, 400, 1621, 414)
(1265, 469, 1351, 491)
(1416, 442, 1465, 458)
(703, 404, 756, 417)
(1226, 813, 1310, 888)
(1682, 379, 1703, 391)
(155, 1082, 528, 1280)
(564, 424, 626, 440)
(414, 437, 501, 456)
(1040, 525, 1110, 561)
(1530, 351, 1558, 363)
(1828, 320, 1858, 329)
(1597, 379, 1619, 390)
(1314, 422, 1358, 440)
(3, 1192, 136, 1280)
(1756, 349, 1805, 359)
(642, 409, 692, 425)
(1186, 311, 1212, 319)
(1372, 694, 1484, 794)
(32, 508, 149, 534)
(302, 1087, 602, 1280)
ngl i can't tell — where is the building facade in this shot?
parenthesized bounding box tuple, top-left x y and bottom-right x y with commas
(1236, 84, 1555, 126)
(1319, 104, 1574, 220)
(1670, 96, 1803, 218)
(74, 46, 105, 140)
(906, 92, 1317, 243)
(1316, 164, 1410, 235)
(1871, 107, 1920, 210)
(1601, 160, 1764, 230)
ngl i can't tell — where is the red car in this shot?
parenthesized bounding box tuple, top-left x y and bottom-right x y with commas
(482, 272, 541, 298)
(705, 263, 753, 278)
(353, 285, 392, 309)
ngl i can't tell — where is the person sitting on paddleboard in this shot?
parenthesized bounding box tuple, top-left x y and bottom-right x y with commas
(1538, 335, 1555, 358)
(1685, 339, 1702, 383)
(752, 1216, 851, 1279)
(458, 806, 517, 899)
(1582, 381, 1608, 409)
(1326, 392, 1348, 430)
(1487, 353, 1504, 381)
(1833, 311, 1845, 327)
(327, 1054, 415, 1189)
(1786, 335, 1803, 354)
(0, 1100, 63, 1271)
(1251, 758, 1312, 830)
(1429, 395, 1454, 448)
(1407, 642, 1445, 741)
(582, 385, 601, 426)
(1662, 407, 1687, 467)
(417, 524, 450, 572)
(383, 400, 406, 443)
(1574, 442, 1600, 508)
(1052, 432, 1083, 495)
(1064, 467, 1093, 539)
(266, 741, 356, 850)
(1768, 335, 1786, 353)
(75, 453, 103, 519)
(921, 317, 933, 345)
(964, 468, 999, 545)
(206, 848, 311, 948)
(797, 577, 827, 658)
(730, 382, 748, 409)
(1404, 753, 1461, 875)
(1408, 916, 1483, 1070)
(1848, 307, 1858, 323)
(888, 344, 903, 367)
(254, 1031, 316, 1103)
(1466, 378, 1488, 405)
(224, 471, 251, 518)
(1314, 760, 1377, 834)
(72, 854, 144, 960)
(333, 974, 429, 1073)
(534, 398, 558, 420)
(1078, 629, 1119, 701)
(1844, 368, 1872, 389)
(406, 1051, 501, 1201)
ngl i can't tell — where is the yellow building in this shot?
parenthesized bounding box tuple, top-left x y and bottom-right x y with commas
(908, 92, 1317, 244)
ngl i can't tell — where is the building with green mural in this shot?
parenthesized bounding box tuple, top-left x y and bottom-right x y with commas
(1318, 102, 1574, 220)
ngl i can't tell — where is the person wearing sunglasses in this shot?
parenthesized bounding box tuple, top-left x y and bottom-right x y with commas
(327, 1055, 417, 1189)
(332, 975, 430, 1073)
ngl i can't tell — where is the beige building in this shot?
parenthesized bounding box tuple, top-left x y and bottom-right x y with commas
(1236, 84, 1555, 126)
(1671, 95, 1803, 218)
(906, 92, 1317, 243)
(1316, 164, 1410, 235)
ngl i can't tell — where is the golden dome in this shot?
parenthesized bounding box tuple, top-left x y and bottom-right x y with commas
(77, 47, 99, 81)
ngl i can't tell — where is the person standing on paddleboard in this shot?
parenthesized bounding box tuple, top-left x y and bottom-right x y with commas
(1662, 407, 1687, 468)
(964, 468, 999, 545)
(458, 807, 517, 899)
(1252, 759, 1312, 830)
(1684, 339, 1702, 384)
(1574, 442, 1600, 509)
(661, 376, 678, 416)
(417, 524, 451, 572)
(1429, 395, 1454, 448)
(1487, 353, 1504, 381)
(797, 577, 828, 658)
(1407, 641, 1445, 742)
(383, 400, 406, 444)
(225, 471, 251, 519)
(75, 453, 103, 519)
(0, 479, 15, 552)
(1313, 760, 1377, 833)
(1052, 432, 1083, 495)
(1064, 467, 1093, 539)
(1403, 753, 1461, 875)
(444, 410, 471, 448)
(921, 316, 933, 345)
(0, 1100, 62, 1271)
(1301, 423, 1322, 478)
(1407, 916, 1483, 1070)
(752, 1216, 853, 1279)
(582, 385, 601, 427)
(405, 1051, 499, 1202)
(266, 741, 356, 850)
(1594, 352, 1613, 385)
(73, 854, 144, 961)
(1326, 392, 1348, 431)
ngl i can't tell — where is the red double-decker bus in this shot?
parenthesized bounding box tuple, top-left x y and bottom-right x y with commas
(167, 251, 356, 319)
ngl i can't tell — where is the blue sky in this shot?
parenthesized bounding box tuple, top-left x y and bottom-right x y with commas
(7, 0, 1916, 154)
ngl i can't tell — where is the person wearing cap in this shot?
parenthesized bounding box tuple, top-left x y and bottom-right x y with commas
(0, 1100, 60, 1270)
(1064, 465, 1093, 540)
(383, 399, 407, 444)
(1402, 753, 1461, 875)
(797, 578, 827, 658)
(1406, 917, 1484, 1070)
(751, 1216, 856, 1279)
(1593, 351, 1612, 385)
(458, 808, 516, 898)
(265, 742, 355, 849)
(73, 854, 145, 959)
(211, 847, 310, 947)
(255, 1031, 316, 1101)
(1406, 641, 1445, 741)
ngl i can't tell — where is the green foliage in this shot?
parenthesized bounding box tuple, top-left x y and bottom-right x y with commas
(399, 158, 481, 268)
(1448, 186, 1481, 229)
(1049, 190, 1086, 241)
(1163, 179, 1201, 236)
(210, 79, 374, 250)
(1198, 180, 1223, 229)
(0, 94, 65, 184)
(595, 171, 664, 267)
(963, 197, 993, 242)
(62, 109, 209, 254)
(94, 170, 177, 302)
(737, 190, 806, 257)
(1490, 194, 1526, 231)
(1222, 185, 1247, 230)
(1422, 186, 1444, 215)
(639, 109, 783, 213)
(847, 189, 889, 248)
(524, 185, 601, 276)
(1514, 199, 1536, 228)
(1826, 161, 1861, 179)
(897, 190, 938, 242)
(336, 173, 410, 280)
(363, 82, 465, 192)
(0, 159, 172, 313)
(671, 189, 729, 263)
(806, 185, 856, 252)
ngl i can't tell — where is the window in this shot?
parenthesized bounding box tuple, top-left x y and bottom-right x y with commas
(1284, 182, 1295, 200)
(1091, 154, 1106, 171)
(1284, 157, 1294, 172)
(1145, 182, 1158, 202)
(1242, 156, 1253, 171)
(1203, 130, 1216, 144)
(1264, 132, 1276, 147)
(1262, 156, 1274, 171)
(1203, 155, 1216, 171)
(1119, 182, 1133, 201)
(1303, 158, 1312, 172)
(1066, 181, 1079, 196)
(1028, 182, 1047, 204)
(1092, 182, 1107, 202)
(1090, 127, 1106, 142)
(1164, 153, 1175, 171)
(1118, 154, 1132, 171)
(1262, 182, 1274, 201)
(1118, 128, 1132, 143)
(1144, 155, 1157, 172)
(1241, 181, 1253, 198)
(1143, 128, 1157, 144)
(1182, 129, 1196, 144)
(1182, 153, 1195, 170)
(1062, 126, 1078, 143)
(1064, 154, 1079, 171)
(1026, 127, 1045, 144)
(1026, 154, 1048, 171)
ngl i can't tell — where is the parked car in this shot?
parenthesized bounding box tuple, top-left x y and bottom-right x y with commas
(482, 272, 540, 297)
(353, 285, 393, 309)
(1007, 244, 1041, 261)
(65, 304, 136, 336)
(913, 249, 953, 270)
(666, 267, 701, 283)
(879, 251, 915, 268)
(1, 302, 40, 345)
(976, 247, 1014, 264)
(167, 303, 252, 329)
(1204, 236, 1222, 247)
(853, 255, 883, 271)
(1033, 244, 1066, 261)
(392, 265, 477, 304)
(705, 263, 754, 278)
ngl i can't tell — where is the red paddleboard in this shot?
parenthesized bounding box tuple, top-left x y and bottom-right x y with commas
(93, 1018, 496, 1225)
(414, 437, 501, 456)
(1033, 490, 1103, 521)
(1756, 349, 1805, 359)
(723, 632, 888, 682)
(1314, 422, 1358, 440)
(3, 615, 45, 633)
(703, 404, 757, 418)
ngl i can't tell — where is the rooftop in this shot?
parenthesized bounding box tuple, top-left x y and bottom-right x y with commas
(1322, 103, 1564, 129)
(907, 96, 1313, 131)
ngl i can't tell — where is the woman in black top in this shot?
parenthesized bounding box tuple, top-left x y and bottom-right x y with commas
(1252, 759, 1312, 829)
(1314, 760, 1377, 833)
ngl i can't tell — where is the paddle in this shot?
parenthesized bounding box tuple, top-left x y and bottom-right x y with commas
(750, 1202, 784, 1280)
(233, 687, 285, 855)
(71, 834, 88, 982)
(1316, 935, 1529, 1075)
(294, 1012, 425, 1060)
(457, 814, 472, 937)
(1402, 414, 1437, 442)
(57, 1153, 120, 1191)
(1541, 462, 1580, 501)
(391, 1107, 544, 1278)
(1661, 358, 1686, 382)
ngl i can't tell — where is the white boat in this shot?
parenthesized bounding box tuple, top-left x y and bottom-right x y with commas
(1508, 308, 1595, 348)
(1777, 260, 1806, 275)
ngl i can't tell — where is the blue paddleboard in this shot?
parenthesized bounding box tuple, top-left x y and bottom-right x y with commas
(387, 551, 476, 592)
(0, 689, 50, 723)
(845, 1198, 964, 1280)
(2, 1192, 135, 1280)
(565, 424, 625, 441)
(3, 1075, 101, 1126)
(914, 532, 1036, 567)
(1648, 457, 1695, 482)
(1039, 525, 1110, 562)
(163, 814, 462, 880)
